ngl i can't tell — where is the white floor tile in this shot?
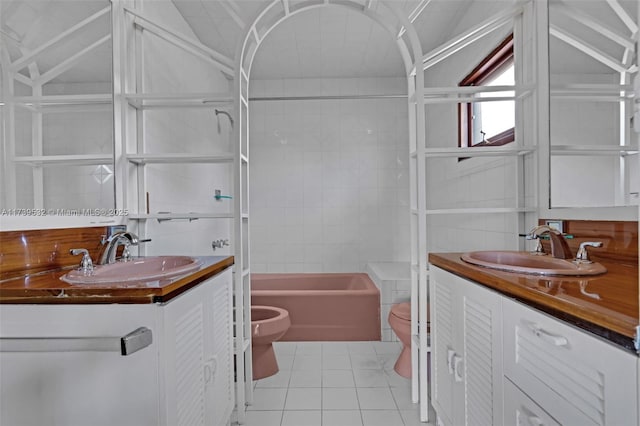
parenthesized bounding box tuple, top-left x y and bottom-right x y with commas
(347, 341, 376, 355)
(292, 355, 322, 370)
(277, 354, 295, 370)
(361, 410, 404, 426)
(322, 410, 363, 426)
(322, 369, 355, 387)
(350, 354, 381, 370)
(400, 408, 437, 426)
(281, 410, 322, 426)
(356, 388, 398, 410)
(274, 341, 298, 356)
(322, 354, 352, 370)
(353, 369, 388, 387)
(290, 369, 322, 388)
(384, 369, 411, 388)
(255, 370, 291, 388)
(247, 388, 288, 411)
(296, 342, 323, 355)
(390, 386, 416, 410)
(377, 354, 399, 370)
(285, 388, 322, 410)
(240, 410, 282, 426)
(322, 387, 359, 410)
(322, 341, 349, 354)
(372, 341, 401, 355)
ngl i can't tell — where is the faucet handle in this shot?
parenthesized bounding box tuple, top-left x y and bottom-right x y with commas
(120, 242, 133, 262)
(525, 235, 545, 255)
(70, 248, 94, 274)
(575, 241, 603, 263)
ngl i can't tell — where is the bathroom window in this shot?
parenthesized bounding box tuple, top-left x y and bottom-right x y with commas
(458, 34, 514, 150)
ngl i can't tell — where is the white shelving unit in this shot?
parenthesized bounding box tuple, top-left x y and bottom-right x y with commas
(110, 2, 250, 423)
(410, 2, 540, 422)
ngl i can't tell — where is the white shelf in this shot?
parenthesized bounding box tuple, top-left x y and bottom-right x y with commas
(550, 145, 639, 156)
(125, 92, 233, 109)
(11, 94, 112, 106)
(425, 207, 536, 215)
(126, 153, 234, 164)
(129, 212, 233, 221)
(13, 154, 113, 167)
(551, 84, 633, 101)
(10, 95, 112, 113)
(424, 146, 535, 158)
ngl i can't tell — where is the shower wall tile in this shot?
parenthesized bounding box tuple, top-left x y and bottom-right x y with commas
(250, 78, 409, 273)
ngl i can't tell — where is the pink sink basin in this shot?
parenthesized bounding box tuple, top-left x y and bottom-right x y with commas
(460, 251, 607, 276)
(61, 256, 201, 284)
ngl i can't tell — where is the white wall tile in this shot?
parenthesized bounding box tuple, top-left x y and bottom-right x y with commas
(250, 78, 409, 272)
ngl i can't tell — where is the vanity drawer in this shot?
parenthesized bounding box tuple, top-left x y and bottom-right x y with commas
(502, 297, 637, 426)
(503, 378, 560, 426)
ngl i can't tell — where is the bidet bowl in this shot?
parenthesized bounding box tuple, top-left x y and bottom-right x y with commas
(61, 256, 201, 284)
(460, 251, 606, 276)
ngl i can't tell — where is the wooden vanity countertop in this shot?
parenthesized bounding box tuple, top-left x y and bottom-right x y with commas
(429, 253, 639, 352)
(0, 256, 234, 304)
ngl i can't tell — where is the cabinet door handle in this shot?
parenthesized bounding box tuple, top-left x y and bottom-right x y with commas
(525, 322, 568, 347)
(447, 349, 456, 375)
(527, 415, 544, 426)
(204, 356, 218, 385)
(453, 355, 464, 382)
(521, 405, 545, 426)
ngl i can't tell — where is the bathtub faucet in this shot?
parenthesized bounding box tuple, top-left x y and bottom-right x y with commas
(525, 225, 572, 259)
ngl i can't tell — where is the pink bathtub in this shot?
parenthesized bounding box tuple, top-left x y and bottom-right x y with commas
(251, 273, 381, 341)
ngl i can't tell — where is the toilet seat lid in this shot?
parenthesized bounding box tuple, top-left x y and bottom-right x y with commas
(390, 302, 411, 321)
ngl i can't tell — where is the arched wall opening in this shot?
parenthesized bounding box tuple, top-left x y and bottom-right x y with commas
(234, 0, 424, 275)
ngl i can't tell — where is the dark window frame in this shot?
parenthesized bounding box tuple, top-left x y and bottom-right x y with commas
(458, 34, 515, 151)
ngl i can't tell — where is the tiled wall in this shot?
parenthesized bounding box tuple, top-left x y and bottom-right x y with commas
(249, 77, 410, 273)
(126, 1, 232, 257)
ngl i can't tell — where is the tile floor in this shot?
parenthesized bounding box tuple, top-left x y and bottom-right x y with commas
(233, 341, 435, 426)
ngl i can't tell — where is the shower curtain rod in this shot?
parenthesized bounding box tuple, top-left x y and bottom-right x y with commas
(248, 94, 408, 101)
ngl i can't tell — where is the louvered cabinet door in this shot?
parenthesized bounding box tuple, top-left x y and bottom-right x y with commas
(161, 283, 209, 426)
(459, 278, 504, 426)
(503, 378, 560, 426)
(207, 269, 234, 426)
(430, 267, 459, 426)
(503, 297, 638, 426)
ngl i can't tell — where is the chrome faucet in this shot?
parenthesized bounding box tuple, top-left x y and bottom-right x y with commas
(98, 231, 139, 265)
(526, 225, 573, 259)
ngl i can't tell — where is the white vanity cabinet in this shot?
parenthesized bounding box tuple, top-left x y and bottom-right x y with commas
(430, 265, 639, 426)
(0, 267, 234, 426)
(430, 266, 504, 426)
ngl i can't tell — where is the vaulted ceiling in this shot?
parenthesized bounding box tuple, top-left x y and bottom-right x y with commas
(172, 0, 472, 79)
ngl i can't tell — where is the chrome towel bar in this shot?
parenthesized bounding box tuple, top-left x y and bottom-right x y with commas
(0, 327, 152, 356)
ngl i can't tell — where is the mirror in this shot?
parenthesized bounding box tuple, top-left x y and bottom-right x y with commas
(549, 0, 638, 208)
(0, 0, 114, 212)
